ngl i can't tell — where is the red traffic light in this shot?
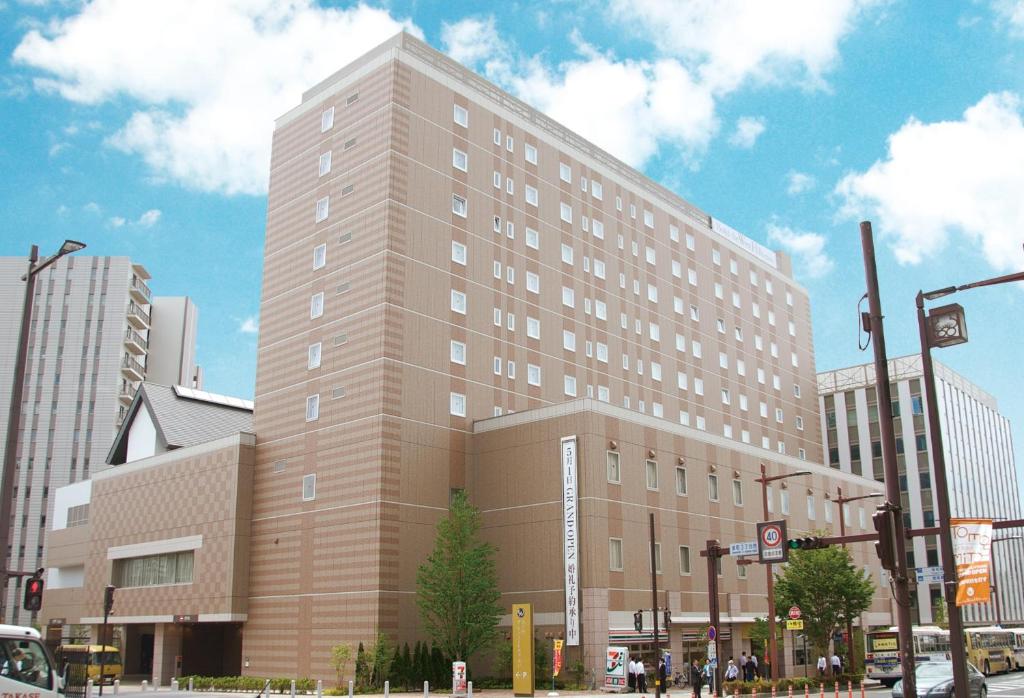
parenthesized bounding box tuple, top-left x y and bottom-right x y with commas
(23, 575, 44, 612)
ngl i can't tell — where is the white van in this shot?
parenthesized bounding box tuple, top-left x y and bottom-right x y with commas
(0, 624, 60, 698)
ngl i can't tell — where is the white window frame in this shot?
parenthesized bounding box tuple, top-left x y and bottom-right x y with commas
(310, 292, 324, 319)
(450, 289, 467, 315)
(313, 243, 327, 270)
(308, 342, 322, 370)
(452, 194, 467, 218)
(315, 196, 329, 223)
(302, 473, 316, 501)
(319, 151, 332, 177)
(306, 394, 320, 422)
(450, 340, 466, 365)
(321, 107, 334, 132)
(452, 148, 468, 171)
(451, 241, 467, 266)
(453, 104, 469, 127)
(525, 142, 537, 164)
(450, 392, 466, 417)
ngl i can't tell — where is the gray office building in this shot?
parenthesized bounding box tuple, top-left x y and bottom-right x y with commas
(0, 254, 200, 624)
(818, 355, 1024, 626)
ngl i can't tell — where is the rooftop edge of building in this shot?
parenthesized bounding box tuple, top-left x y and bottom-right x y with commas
(277, 31, 799, 288)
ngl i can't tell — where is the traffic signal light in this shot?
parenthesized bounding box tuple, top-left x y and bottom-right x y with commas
(873, 505, 897, 572)
(23, 575, 44, 612)
(103, 585, 116, 616)
(634, 610, 643, 633)
(787, 537, 828, 550)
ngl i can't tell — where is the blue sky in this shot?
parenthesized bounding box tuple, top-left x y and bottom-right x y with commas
(3, 0, 1024, 501)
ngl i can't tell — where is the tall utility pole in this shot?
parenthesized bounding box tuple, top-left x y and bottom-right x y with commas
(836, 487, 884, 673)
(649, 513, 661, 698)
(859, 222, 916, 698)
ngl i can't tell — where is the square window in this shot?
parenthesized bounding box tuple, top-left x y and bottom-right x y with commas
(452, 148, 468, 171)
(451, 241, 467, 265)
(308, 342, 322, 369)
(321, 107, 334, 132)
(560, 162, 571, 182)
(564, 375, 577, 397)
(313, 243, 327, 270)
(452, 195, 467, 217)
(525, 185, 538, 207)
(595, 300, 607, 320)
(560, 202, 573, 223)
(561, 244, 574, 265)
(527, 363, 541, 386)
(592, 181, 603, 199)
(306, 394, 320, 421)
(592, 219, 604, 239)
(525, 143, 538, 164)
(310, 292, 324, 319)
(649, 323, 660, 342)
(302, 473, 316, 501)
(527, 316, 540, 339)
(319, 151, 332, 177)
(598, 385, 610, 402)
(453, 104, 469, 127)
(526, 227, 539, 249)
(450, 289, 466, 314)
(643, 209, 654, 228)
(562, 287, 575, 308)
(450, 392, 466, 417)
(450, 340, 466, 365)
(315, 196, 329, 222)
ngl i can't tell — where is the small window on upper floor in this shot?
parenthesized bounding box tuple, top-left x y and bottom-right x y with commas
(308, 342, 322, 370)
(452, 148, 468, 172)
(525, 185, 538, 207)
(313, 244, 327, 270)
(506, 135, 514, 152)
(493, 128, 501, 145)
(310, 292, 324, 319)
(452, 194, 467, 218)
(319, 151, 332, 177)
(450, 392, 466, 417)
(306, 394, 320, 422)
(525, 142, 538, 164)
(302, 473, 316, 501)
(592, 181, 603, 200)
(643, 209, 654, 228)
(559, 162, 571, 182)
(321, 107, 334, 132)
(453, 104, 469, 127)
(451, 241, 467, 266)
(315, 196, 329, 223)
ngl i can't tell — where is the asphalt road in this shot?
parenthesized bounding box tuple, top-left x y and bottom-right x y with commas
(868, 672, 1024, 698)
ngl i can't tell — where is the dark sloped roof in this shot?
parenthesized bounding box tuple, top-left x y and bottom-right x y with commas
(107, 382, 253, 465)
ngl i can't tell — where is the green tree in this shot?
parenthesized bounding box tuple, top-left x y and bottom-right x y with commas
(369, 633, 395, 689)
(932, 600, 948, 630)
(773, 544, 875, 660)
(400, 643, 413, 689)
(329, 643, 353, 687)
(416, 491, 503, 664)
(354, 642, 368, 689)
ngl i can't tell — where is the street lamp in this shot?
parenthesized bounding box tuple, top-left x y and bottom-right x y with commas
(916, 267, 1024, 698)
(1, 241, 86, 612)
(755, 463, 811, 679)
(834, 488, 884, 673)
(990, 536, 1021, 628)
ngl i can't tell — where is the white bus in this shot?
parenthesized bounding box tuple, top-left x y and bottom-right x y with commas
(864, 626, 951, 686)
(0, 624, 61, 698)
(1012, 630, 1024, 672)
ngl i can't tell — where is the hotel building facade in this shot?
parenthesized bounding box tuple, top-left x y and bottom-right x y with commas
(39, 33, 890, 683)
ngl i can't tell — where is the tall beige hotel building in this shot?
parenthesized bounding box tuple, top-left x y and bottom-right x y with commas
(38, 31, 889, 684)
(248, 32, 888, 679)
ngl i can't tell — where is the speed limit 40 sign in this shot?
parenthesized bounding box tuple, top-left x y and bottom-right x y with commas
(757, 520, 789, 563)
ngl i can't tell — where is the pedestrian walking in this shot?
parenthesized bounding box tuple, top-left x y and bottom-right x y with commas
(691, 660, 703, 698)
(629, 658, 637, 692)
(817, 655, 827, 678)
(750, 653, 759, 680)
(638, 658, 648, 693)
(702, 659, 715, 697)
(830, 652, 841, 677)
(740, 652, 749, 682)
(725, 659, 739, 682)
(660, 657, 669, 696)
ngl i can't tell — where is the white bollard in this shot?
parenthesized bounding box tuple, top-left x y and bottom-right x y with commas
(141, 680, 149, 692)
(114, 679, 120, 695)
(347, 680, 353, 698)
(317, 679, 323, 698)
(384, 680, 390, 698)
(171, 679, 179, 691)
(468, 681, 473, 698)
(188, 678, 194, 693)
(86, 679, 94, 698)
(291, 680, 297, 698)
(424, 680, 430, 698)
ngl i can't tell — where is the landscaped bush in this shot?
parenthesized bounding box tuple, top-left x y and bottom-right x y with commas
(721, 676, 864, 696)
(180, 676, 317, 693)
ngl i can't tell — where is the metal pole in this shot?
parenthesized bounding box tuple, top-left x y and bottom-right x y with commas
(991, 544, 1001, 628)
(916, 291, 968, 698)
(836, 490, 856, 675)
(100, 607, 108, 697)
(761, 463, 779, 680)
(860, 222, 916, 698)
(650, 513, 661, 698)
(0, 245, 39, 614)
(706, 540, 721, 696)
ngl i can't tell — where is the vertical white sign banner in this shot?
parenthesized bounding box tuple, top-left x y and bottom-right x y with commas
(561, 435, 581, 646)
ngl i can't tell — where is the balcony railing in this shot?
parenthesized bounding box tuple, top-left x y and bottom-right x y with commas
(129, 275, 152, 303)
(126, 300, 151, 328)
(124, 328, 148, 354)
(121, 354, 145, 380)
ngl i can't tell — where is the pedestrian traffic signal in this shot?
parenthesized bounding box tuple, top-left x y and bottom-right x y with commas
(787, 537, 828, 550)
(873, 505, 897, 572)
(23, 575, 44, 612)
(634, 610, 643, 633)
(103, 585, 116, 616)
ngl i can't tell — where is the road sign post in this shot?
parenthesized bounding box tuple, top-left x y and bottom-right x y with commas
(757, 520, 788, 563)
(789, 606, 801, 620)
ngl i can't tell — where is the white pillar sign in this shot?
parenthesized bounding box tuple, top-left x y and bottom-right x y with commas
(561, 435, 580, 646)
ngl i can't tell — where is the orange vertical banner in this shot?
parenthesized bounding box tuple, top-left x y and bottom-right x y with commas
(951, 518, 993, 606)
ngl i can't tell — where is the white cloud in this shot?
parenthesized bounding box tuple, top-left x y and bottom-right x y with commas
(56, 204, 69, 217)
(836, 92, 1024, 270)
(610, 0, 875, 93)
(993, 0, 1024, 36)
(13, 1, 420, 195)
(767, 223, 835, 278)
(728, 116, 766, 149)
(441, 16, 503, 67)
(786, 171, 816, 195)
(109, 216, 126, 228)
(239, 315, 259, 334)
(137, 209, 161, 227)
(48, 141, 68, 157)
(83, 201, 101, 214)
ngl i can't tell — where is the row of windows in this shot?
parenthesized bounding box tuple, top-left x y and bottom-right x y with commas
(608, 539, 740, 578)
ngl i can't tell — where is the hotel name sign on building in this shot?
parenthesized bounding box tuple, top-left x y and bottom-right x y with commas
(561, 436, 580, 646)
